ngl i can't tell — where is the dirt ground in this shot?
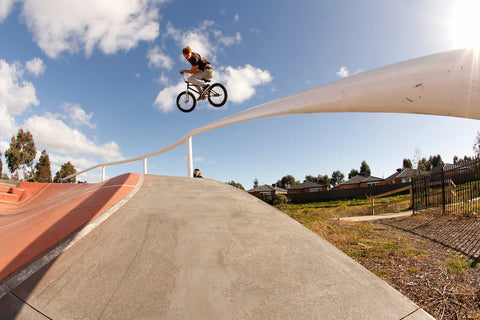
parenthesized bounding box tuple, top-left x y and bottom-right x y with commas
(364, 213, 480, 319)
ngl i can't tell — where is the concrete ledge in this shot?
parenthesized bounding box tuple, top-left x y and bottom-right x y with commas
(340, 211, 414, 222)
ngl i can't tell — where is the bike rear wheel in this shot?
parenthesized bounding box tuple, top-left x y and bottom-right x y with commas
(176, 91, 196, 113)
(207, 83, 227, 107)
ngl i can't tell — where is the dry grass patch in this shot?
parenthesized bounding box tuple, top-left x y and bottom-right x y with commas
(276, 203, 480, 319)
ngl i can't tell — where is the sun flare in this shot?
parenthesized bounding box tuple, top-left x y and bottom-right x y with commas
(451, 0, 480, 49)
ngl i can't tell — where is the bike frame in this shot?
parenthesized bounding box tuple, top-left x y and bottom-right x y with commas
(182, 74, 203, 96)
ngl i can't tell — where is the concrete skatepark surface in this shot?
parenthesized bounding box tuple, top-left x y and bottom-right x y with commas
(0, 174, 433, 319)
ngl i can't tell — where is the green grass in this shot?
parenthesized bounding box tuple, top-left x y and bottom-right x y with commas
(446, 257, 478, 274)
(276, 194, 411, 219)
(276, 199, 480, 319)
(277, 205, 424, 270)
(276, 198, 479, 282)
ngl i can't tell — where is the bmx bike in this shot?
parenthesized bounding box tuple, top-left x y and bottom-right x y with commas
(176, 74, 228, 113)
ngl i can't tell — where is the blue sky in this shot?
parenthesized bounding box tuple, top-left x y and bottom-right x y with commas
(1, 0, 479, 189)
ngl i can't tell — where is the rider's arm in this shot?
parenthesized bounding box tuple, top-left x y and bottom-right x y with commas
(180, 64, 199, 74)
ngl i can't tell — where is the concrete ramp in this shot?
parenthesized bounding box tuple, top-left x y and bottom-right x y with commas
(0, 175, 432, 319)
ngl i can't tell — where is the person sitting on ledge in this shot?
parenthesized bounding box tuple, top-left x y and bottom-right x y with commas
(193, 168, 203, 178)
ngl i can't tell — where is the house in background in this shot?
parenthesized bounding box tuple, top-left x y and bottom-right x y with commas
(287, 181, 328, 194)
(334, 175, 384, 190)
(247, 184, 287, 197)
(385, 168, 418, 184)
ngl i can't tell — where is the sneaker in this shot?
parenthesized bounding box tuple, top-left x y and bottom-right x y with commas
(198, 85, 209, 100)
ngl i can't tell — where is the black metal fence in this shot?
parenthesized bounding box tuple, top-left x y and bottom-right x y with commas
(412, 158, 480, 216)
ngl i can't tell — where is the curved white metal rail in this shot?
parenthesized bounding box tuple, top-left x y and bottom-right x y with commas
(68, 48, 480, 181)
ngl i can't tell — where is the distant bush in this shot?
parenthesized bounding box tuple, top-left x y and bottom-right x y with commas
(257, 194, 288, 205)
(273, 194, 288, 205)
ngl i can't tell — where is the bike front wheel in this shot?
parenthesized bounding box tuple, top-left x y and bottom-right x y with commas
(207, 83, 228, 107)
(176, 91, 196, 113)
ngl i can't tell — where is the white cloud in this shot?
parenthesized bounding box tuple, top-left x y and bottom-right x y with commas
(167, 22, 213, 59)
(20, 0, 166, 58)
(0, 0, 17, 21)
(214, 31, 241, 47)
(218, 64, 272, 103)
(147, 46, 173, 69)
(337, 66, 349, 78)
(62, 103, 96, 129)
(155, 73, 169, 85)
(49, 153, 96, 173)
(0, 139, 9, 154)
(24, 115, 122, 162)
(0, 59, 39, 117)
(48, 153, 100, 181)
(166, 20, 242, 62)
(250, 28, 261, 35)
(0, 105, 16, 139)
(25, 57, 46, 77)
(153, 81, 185, 113)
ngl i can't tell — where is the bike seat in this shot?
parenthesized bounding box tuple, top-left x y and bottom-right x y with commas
(201, 78, 211, 82)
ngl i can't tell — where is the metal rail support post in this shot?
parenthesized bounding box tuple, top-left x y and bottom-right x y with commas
(187, 135, 193, 177)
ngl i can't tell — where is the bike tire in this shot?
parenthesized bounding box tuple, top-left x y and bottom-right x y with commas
(176, 91, 196, 113)
(207, 83, 228, 107)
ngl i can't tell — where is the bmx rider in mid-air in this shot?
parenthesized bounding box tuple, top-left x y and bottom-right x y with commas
(179, 46, 214, 100)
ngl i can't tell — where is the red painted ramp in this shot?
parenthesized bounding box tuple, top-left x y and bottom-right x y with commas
(0, 173, 141, 282)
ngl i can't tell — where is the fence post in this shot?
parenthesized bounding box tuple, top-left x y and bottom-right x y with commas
(410, 184, 414, 213)
(441, 165, 446, 214)
(424, 176, 428, 209)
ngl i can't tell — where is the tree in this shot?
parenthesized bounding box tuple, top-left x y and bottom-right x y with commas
(5, 129, 37, 180)
(417, 155, 444, 171)
(402, 158, 413, 169)
(330, 170, 345, 187)
(34, 150, 52, 182)
(454, 155, 474, 164)
(304, 175, 317, 183)
(253, 178, 259, 189)
(428, 154, 443, 169)
(359, 161, 371, 177)
(54, 161, 77, 183)
(227, 180, 245, 190)
(317, 175, 330, 187)
(348, 169, 359, 179)
(276, 175, 298, 189)
(417, 157, 429, 171)
(0, 152, 2, 177)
